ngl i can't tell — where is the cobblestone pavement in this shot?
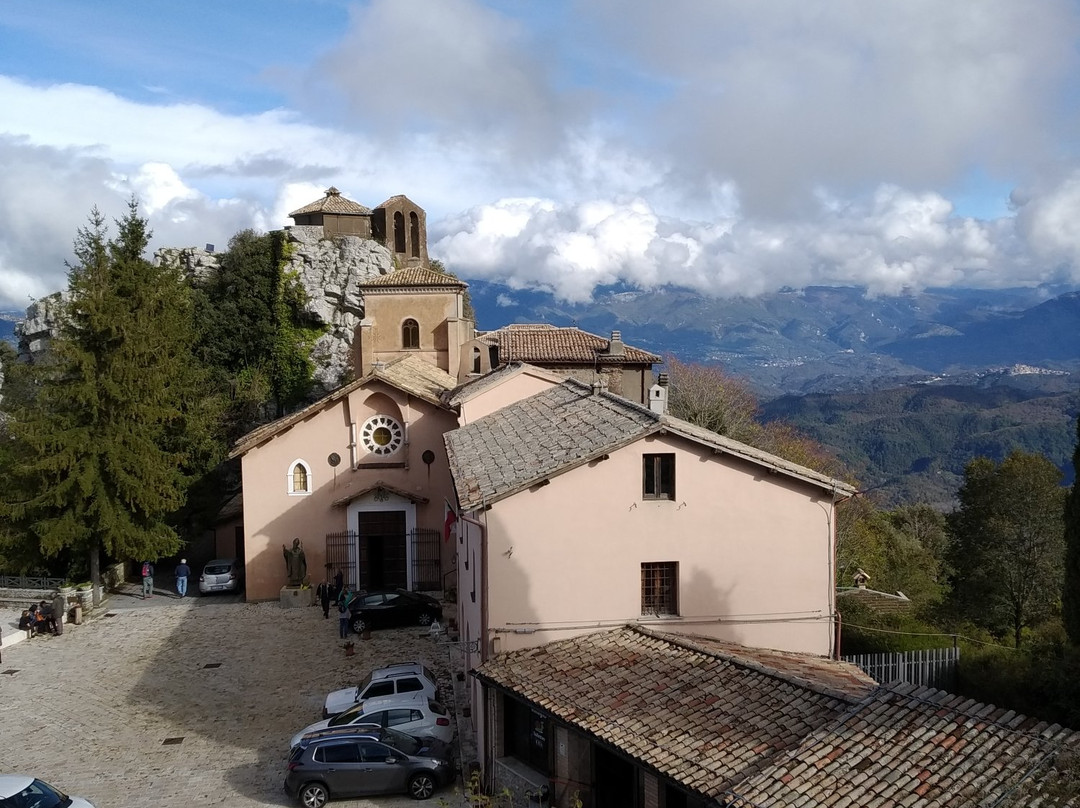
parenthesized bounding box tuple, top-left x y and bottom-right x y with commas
(1, 589, 475, 808)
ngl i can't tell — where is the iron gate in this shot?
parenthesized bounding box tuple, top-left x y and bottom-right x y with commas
(410, 528, 442, 592)
(324, 530, 358, 591)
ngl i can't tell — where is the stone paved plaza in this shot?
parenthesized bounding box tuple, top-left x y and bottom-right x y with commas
(1, 590, 472, 808)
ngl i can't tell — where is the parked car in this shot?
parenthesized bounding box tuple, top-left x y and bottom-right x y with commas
(347, 589, 442, 634)
(284, 725, 454, 804)
(198, 558, 244, 594)
(0, 775, 96, 808)
(293, 692, 453, 748)
(323, 662, 439, 718)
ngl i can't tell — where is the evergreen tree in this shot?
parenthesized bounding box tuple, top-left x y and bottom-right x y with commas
(1063, 414, 1080, 643)
(947, 451, 1066, 646)
(0, 202, 219, 596)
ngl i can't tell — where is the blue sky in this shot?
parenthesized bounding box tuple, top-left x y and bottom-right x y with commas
(3, 0, 1080, 310)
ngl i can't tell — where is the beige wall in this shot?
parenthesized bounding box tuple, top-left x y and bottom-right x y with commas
(469, 432, 837, 658)
(358, 290, 472, 377)
(239, 381, 460, 601)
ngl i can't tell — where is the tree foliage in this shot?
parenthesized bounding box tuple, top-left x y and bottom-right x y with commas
(0, 203, 220, 580)
(1064, 413, 1080, 644)
(664, 355, 846, 478)
(947, 451, 1066, 646)
(193, 229, 320, 427)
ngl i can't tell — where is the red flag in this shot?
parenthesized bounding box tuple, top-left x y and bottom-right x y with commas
(443, 500, 458, 543)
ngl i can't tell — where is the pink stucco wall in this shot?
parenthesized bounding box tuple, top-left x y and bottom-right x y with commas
(239, 380, 460, 601)
(458, 371, 559, 424)
(467, 432, 838, 658)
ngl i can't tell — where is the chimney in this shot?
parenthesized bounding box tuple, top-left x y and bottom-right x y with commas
(649, 373, 668, 415)
(607, 330, 625, 357)
(591, 376, 607, 396)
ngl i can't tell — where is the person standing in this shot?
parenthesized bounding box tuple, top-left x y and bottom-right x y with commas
(141, 560, 155, 599)
(337, 599, 350, 639)
(316, 579, 332, 619)
(51, 591, 66, 636)
(174, 558, 192, 598)
(333, 568, 344, 602)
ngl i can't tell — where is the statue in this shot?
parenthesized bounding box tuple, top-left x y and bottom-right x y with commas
(282, 538, 307, 588)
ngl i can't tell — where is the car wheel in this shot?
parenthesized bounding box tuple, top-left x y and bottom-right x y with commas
(417, 611, 434, 626)
(408, 772, 437, 800)
(299, 782, 330, 808)
(350, 615, 366, 634)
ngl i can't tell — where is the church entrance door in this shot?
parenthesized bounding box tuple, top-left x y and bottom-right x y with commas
(357, 510, 407, 591)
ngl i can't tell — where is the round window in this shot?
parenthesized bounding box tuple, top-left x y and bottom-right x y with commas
(360, 415, 404, 456)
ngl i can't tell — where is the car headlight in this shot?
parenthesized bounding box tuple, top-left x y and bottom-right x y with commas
(425, 758, 447, 767)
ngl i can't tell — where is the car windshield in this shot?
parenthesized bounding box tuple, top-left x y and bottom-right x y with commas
(0, 779, 71, 808)
(328, 703, 367, 726)
(381, 727, 421, 755)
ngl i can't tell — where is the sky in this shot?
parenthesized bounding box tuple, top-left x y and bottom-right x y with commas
(4, 0, 1080, 311)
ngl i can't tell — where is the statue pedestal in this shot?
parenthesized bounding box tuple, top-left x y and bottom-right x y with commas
(280, 586, 314, 608)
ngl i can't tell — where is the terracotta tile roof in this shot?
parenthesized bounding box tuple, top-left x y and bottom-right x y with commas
(478, 324, 661, 364)
(359, 266, 467, 288)
(476, 626, 1080, 807)
(443, 379, 855, 511)
(726, 681, 1080, 807)
(229, 355, 454, 458)
(474, 626, 876, 797)
(837, 586, 914, 613)
(288, 187, 372, 217)
(372, 354, 458, 403)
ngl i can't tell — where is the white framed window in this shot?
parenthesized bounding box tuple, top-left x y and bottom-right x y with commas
(288, 460, 312, 495)
(360, 414, 405, 456)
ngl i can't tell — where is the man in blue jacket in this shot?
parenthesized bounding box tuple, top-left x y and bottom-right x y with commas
(174, 558, 192, 599)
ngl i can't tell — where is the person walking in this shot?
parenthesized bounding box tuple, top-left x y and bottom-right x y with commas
(316, 579, 332, 619)
(141, 560, 155, 599)
(51, 591, 65, 636)
(337, 600, 350, 639)
(174, 558, 192, 598)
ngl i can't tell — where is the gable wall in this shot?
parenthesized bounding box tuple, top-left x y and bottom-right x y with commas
(477, 432, 837, 656)
(458, 373, 561, 424)
(360, 290, 465, 375)
(239, 383, 460, 600)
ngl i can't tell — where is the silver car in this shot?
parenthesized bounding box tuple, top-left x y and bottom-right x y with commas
(0, 775, 96, 808)
(198, 558, 244, 594)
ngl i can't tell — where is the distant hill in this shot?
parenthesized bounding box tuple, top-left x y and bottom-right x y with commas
(762, 380, 1080, 508)
(0, 311, 18, 345)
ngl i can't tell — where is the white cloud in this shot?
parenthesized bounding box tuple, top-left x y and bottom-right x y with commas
(3, 0, 1080, 311)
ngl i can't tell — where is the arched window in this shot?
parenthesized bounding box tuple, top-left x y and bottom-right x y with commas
(394, 211, 406, 253)
(288, 460, 312, 495)
(402, 319, 420, 349)
(472, 346, 482, 374)
(409, 212, 420, 257)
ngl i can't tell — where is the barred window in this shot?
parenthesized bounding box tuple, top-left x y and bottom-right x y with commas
(642, 562, 678, 616)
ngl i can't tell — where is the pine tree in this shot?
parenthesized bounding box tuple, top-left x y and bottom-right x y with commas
(1, 202, 219, 596)
(1063, 414, 1080, 644)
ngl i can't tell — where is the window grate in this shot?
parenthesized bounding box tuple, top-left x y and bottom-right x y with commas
(641, 562, 678, 616)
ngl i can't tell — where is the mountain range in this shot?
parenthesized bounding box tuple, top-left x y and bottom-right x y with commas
(6, 279, 1079, 507)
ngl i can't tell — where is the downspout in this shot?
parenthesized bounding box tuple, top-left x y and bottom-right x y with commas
(830, 487, 840, 660)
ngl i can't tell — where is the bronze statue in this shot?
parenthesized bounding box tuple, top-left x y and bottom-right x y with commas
(282, 538, 307, 587)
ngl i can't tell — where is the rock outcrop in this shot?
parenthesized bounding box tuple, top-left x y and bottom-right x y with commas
(282, 226, 392, 393)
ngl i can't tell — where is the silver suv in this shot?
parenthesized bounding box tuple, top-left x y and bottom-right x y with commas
(284, 725, 453, 805)
(322, 662, 438, 717)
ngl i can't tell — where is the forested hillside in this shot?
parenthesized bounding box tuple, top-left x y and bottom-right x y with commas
(763, 381, 1080, 507)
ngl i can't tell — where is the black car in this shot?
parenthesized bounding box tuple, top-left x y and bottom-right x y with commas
(284, 725, 454, 805)
(347, 589, 442, 634)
